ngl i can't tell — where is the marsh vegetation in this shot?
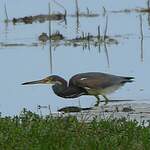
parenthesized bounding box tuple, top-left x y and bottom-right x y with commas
(0, 109, 150, 150)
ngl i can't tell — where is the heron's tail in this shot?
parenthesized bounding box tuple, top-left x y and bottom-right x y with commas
(121, 77, 134, 83)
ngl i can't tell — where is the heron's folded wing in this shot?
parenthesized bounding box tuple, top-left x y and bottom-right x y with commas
(69, 74, 122, 90)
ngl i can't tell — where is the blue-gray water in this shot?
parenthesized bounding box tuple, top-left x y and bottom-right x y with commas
(0, 0, 150, 115)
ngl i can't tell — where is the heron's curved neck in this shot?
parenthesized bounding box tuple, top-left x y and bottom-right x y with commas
(52, 77, 68, 97)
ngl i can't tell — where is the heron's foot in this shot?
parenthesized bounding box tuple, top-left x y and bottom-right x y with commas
(94, 95, 100, 107)
(102, 95, 109, 105)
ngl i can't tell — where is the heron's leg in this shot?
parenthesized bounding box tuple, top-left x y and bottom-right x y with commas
(94, 95, 100, 107)
(102, 95, 109, 105)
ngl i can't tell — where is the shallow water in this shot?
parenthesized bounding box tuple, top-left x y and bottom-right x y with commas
(0, 0, 150, 115)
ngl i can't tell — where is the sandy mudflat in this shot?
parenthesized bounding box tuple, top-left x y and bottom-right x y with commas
(56, 102, 150, 126)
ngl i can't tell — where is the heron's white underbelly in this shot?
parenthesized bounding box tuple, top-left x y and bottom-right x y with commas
(85, 84, 122, 95)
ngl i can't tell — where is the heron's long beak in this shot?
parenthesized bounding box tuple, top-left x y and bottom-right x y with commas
(22, 78, 51, 85)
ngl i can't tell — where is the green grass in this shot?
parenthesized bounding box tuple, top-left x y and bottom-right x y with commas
(0, 109, 150, 150)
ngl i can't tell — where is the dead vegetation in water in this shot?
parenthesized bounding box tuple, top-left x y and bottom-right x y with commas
(111, 8, 150, 14)
(2, 2, 117, 50)
(0, 33, 117, 49)
(137, 8, 150, 13)
(50, 31, 64, 41)
(38, 31, 64, 43)
(38, 31, 118, 48)
(109, 0, 150, 14)
(71, 0, 99, 18)
(0, 42, 39, 48)
(3, 1, 67, 24)
(38, 33, 49, 43)
(38, 19, 118, 49)
(65, 33, 118, 48)
(70, 8, 99, 18)
(0, 31, 118, 49)
(12, 13, 66, 24)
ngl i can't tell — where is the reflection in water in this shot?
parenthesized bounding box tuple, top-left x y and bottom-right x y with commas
(58, 106, 92, 113)
(104, 16, 110, 67)
(0, 42, 39, 48)
(75, 0, 80, 33)
(97, 26, 101, 53)
(49, 42, 53, 74)
(49, 3, 53, 74)
(4, 3, 9, 41)
(139, 15, 144, 62)
(104, 15, 108, 40)
(76, 14, 80, 33)
(140, 35, 144, 62)
(87, 33, 90, 50)
(57, 100, 134, 113)
(4, 3, 9, 22)
(37, 99, 134, 114)
(65, 32, 118, 49)
(104, 43, 110, 68)
(4, 22, 9, 42)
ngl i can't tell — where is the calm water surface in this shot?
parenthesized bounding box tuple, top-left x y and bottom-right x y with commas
(0, 0, 150, 115)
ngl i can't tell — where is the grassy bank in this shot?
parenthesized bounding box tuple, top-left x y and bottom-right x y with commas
(0, 109, 150, 150)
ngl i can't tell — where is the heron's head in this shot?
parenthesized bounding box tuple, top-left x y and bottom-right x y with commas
(22, 75, 63, 85)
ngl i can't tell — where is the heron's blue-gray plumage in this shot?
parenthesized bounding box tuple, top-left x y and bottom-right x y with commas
(69, 72, 134, 95)
(22, 72, 134, 106)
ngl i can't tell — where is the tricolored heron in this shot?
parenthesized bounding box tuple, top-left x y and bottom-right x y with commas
(22, 72, 134, 106)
